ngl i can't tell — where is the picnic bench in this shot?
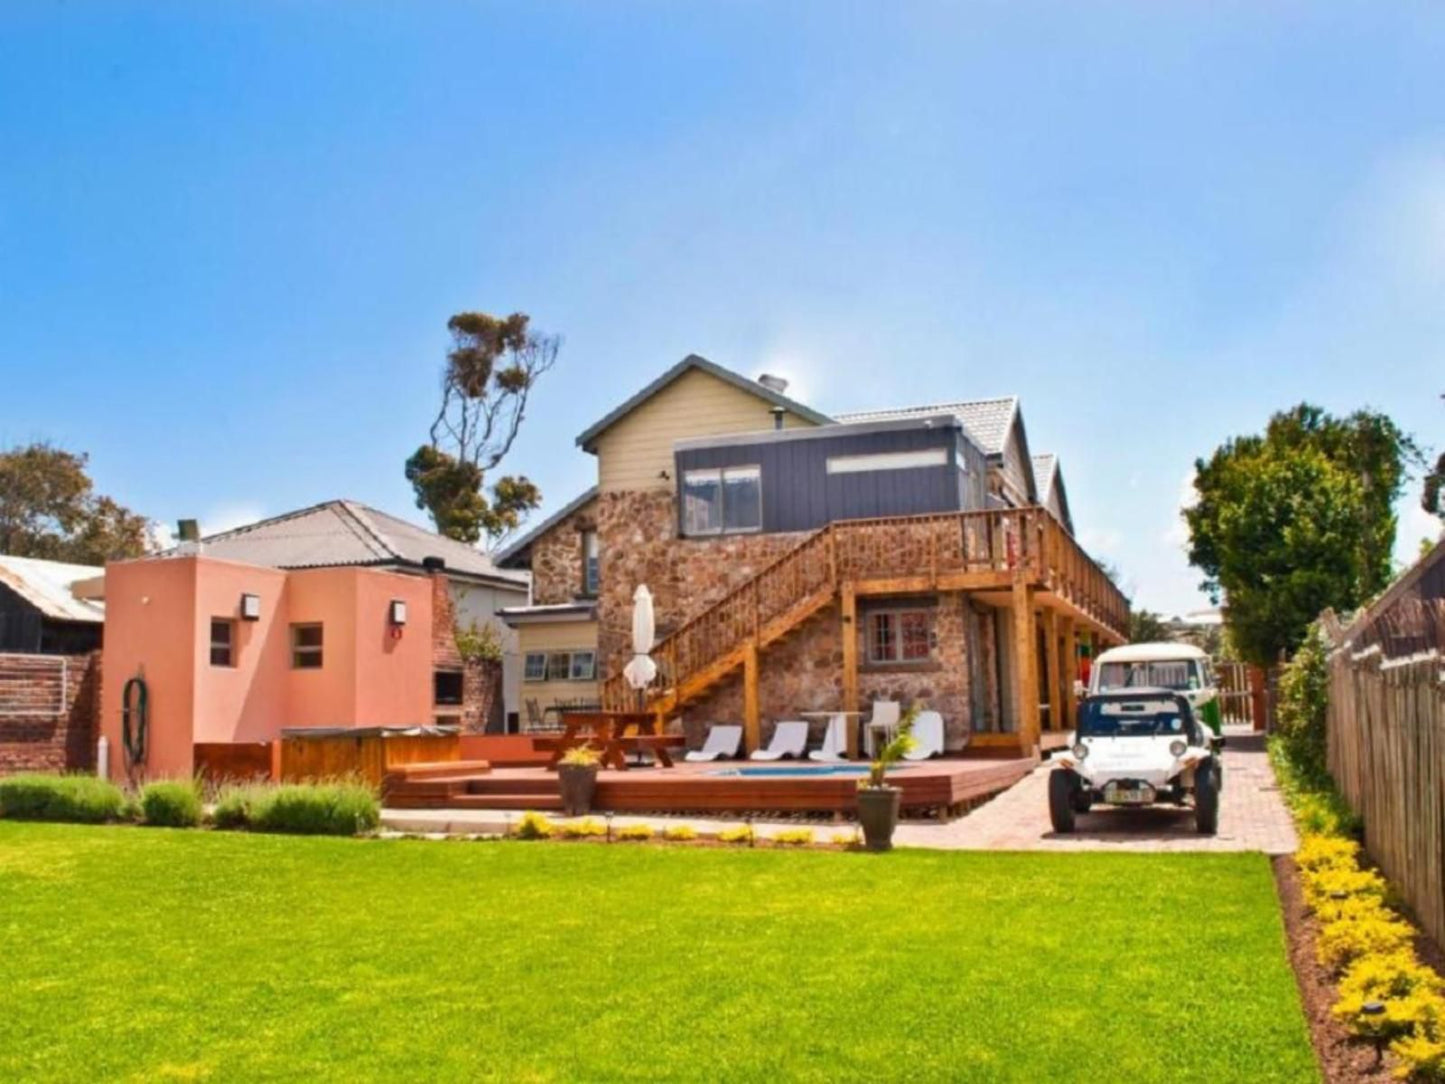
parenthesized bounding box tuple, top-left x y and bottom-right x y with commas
(541, 711, 684, 771)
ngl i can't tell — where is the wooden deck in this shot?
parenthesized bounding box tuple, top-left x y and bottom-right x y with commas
(384, 754, 1037, 818)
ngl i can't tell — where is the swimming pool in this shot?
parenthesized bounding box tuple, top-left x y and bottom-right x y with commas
(710, 764, 910, 778)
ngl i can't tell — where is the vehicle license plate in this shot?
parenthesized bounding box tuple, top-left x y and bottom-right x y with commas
(1106, 784, 1152, 805)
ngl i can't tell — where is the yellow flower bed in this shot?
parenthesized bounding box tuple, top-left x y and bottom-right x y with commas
(662, 825, 698, 842)
(615, 824, 654, 842)
(560, 818, 607, 839)
(514, 811, 554, 840)
(772, 828, 814, 846)
(1289, 824, 1445, 1080)
(717, 824, 754, 845)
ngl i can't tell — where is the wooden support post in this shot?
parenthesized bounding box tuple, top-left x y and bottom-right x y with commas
(743, 639, 761, 754)
(841, 583, 859, 758)
(1061, 615, 1078, 734)
(1042, 607, 1060, 734)
(1011, 580, 1040, 753)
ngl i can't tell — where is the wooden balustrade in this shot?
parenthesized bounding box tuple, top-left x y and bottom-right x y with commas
(601, 506, 1129, 711)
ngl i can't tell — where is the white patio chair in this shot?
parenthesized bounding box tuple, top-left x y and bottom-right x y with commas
(903, 711, 945, 761)
(750, 720, 809, 761)
(684, 724, 743, 763)
(864, 700, 902, 758)
(807, 715, 849, 762)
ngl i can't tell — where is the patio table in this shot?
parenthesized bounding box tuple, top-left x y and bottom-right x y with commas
(796, 710, 866, 759)
(546, 711, 673, 771)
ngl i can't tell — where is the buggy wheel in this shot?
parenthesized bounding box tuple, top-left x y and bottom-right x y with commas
(1049, 770, 1078, 833)
(1195, 758, 1219, 835)
(1072, 788, 1092, 815)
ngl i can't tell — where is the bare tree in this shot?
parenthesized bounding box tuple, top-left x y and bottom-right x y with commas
(406, 312, 559, 544)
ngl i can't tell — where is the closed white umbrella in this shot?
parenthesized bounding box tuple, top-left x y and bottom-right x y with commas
(622, 584, 658, 691)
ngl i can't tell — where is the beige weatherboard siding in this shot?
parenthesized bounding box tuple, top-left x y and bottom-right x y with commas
(594, 367, 816, 492)
(518, 618, 600, 709)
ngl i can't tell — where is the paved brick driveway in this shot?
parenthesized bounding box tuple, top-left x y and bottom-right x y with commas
(893, 728, 1298, 853)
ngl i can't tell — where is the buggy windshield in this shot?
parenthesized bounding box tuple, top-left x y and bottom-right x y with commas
(1096, 660, 1202, 692)
(1077, 699, 1195, 740)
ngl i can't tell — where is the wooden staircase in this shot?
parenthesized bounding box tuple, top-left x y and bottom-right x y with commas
(600, 507, 1132, 745)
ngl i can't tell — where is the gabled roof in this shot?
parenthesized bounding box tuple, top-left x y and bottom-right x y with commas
(837, 396, 1019, 458)
(575, 354, 833, 452)
(1032, 453, 1074, 535)
(0, 555, 105, 623)
(492, 486, 599, 569)
(192, 500, 528, 588)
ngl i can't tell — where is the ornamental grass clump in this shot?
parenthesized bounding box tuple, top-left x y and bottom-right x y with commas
(616, 824, 654, 842)
(0, 773, 126, 824)
(139, 780, 202, 828)
(211, 783, 262, 830)
(247, 781, 379, 836)
(661, 824, 697, 842)
(717, 824, 754, 845)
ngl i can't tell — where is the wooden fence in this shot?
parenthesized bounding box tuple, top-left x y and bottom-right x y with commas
(1326, 643, 1445, 950)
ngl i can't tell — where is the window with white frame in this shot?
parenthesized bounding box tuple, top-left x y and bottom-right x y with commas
(867, 610, 932, 665)
(682, 465, 762, 536)
(524, 649, 597, 683)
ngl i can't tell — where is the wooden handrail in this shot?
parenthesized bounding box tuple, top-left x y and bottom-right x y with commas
(601, 506, 1129, 710)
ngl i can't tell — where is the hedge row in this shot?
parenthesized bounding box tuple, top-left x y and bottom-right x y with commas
(0, 774, 377, 837)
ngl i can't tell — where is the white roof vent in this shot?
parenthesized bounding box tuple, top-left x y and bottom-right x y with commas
(757, 373, 789, 395)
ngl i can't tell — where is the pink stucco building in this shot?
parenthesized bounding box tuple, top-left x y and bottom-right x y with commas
(100, 554, 439, 781)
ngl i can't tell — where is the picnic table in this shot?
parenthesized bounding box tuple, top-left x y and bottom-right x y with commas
(543, 711, 684, 771)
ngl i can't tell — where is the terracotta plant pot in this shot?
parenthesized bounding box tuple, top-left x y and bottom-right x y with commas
(856, 785, 901, 852)
(558, 764, 599, 817)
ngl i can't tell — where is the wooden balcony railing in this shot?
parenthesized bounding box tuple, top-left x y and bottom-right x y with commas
(600, 506, 1129, 711)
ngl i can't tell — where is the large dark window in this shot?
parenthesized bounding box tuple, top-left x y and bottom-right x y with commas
(682, 466, 761, 536)
(434, 670, 464, 706)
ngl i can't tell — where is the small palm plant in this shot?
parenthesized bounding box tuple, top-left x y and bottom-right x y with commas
(864, 704, 919, 789)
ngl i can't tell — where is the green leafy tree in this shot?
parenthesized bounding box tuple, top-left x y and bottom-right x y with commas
(407, 311, 558, 544)
(1186, 403, 1417, 665)
(0, 443, 151, 563)
(1129, 609, 1171, 644)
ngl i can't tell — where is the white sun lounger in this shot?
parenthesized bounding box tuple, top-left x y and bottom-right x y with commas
(903, 710, 945, 760)
(684, 724, 743, 762)
(807, 715, 849, 762)
(750, 720, 809, 761)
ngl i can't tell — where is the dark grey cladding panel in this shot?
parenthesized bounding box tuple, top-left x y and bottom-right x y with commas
(676, 425, 977, 533)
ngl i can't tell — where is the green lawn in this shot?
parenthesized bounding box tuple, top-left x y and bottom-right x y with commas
(0, 823, 1317, 1083)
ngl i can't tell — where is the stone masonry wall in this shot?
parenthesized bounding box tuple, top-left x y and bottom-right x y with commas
(431, 573, 501, 731)
(531, 497, 598, 606)
(0, 652, 100, 774)
(594, 489, 807, 679)
(685, 592, 976, 751)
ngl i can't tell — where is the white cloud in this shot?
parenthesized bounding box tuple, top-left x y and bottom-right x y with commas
(1078, 525, 1123, 556)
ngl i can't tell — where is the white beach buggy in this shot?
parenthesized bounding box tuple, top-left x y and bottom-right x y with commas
(1048, 690, 1221, 835)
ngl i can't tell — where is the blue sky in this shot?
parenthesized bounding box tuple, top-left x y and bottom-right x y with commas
(2, 2, 1442, 615)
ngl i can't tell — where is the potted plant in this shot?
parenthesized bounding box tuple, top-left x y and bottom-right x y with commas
(557, 745, 601, 816)
(856, 704, 918, 852)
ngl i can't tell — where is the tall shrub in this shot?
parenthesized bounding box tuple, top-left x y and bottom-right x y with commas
(0, 773, 126, 823)
(1276, 621, 1331, 781)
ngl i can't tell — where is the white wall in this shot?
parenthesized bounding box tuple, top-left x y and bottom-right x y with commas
(450, 579, 529, 727)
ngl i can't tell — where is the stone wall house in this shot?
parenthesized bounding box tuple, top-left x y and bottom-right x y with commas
(495, 354, 1125, 753)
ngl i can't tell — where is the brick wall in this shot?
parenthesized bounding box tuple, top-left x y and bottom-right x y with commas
(431, 572, 502, 732)
(430, 573, 463, 671)
(0, 651, 101, 774)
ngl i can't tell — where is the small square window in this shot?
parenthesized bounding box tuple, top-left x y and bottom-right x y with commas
(210, 619, 235, 668)
(434, 670, 464, 706)
(569, 651, 596, 681)
(291, 623, 323, 670)
(524, 652, 547, 682)
(867, 609, 931, 665)
(546, 652, 572, 682)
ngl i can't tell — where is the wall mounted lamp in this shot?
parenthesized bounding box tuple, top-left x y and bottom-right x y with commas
(240, 593, 261, 621)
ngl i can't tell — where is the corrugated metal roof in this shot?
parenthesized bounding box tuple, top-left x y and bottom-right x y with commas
(836, 396, 1019, 457)
(193, 500, 528, 587)
(0, 555, 105, 623)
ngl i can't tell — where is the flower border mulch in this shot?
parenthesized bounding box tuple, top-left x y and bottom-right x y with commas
(1274, 854, 1395, 1082)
